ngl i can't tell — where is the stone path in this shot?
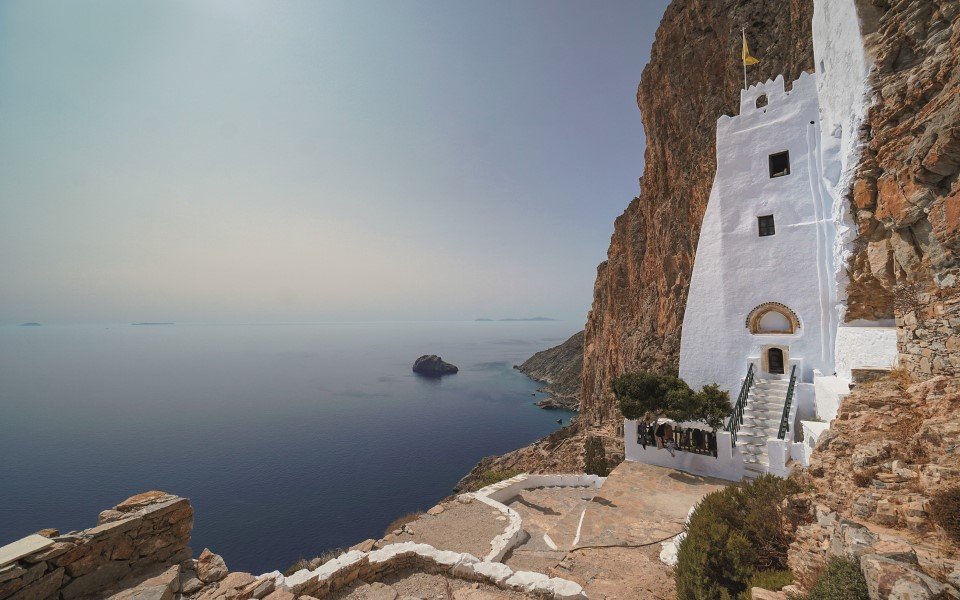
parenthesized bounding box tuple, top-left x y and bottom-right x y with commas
(387, 500, 505, 560)
(574, 461, 726, 549)
(502, 487, 595, 573)
(327, 569, 534, 599)
(373, 462, 729, 599)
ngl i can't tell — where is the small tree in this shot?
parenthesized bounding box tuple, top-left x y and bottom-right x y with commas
(613, 372, 691, 421)
(614, 372, 730, 431)
(689, 384, 731, 431)
(584, 436, 610, 477)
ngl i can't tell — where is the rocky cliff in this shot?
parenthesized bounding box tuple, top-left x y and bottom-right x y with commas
(517, 331, 584, 411)
(786, 375, 960, 596)
(842, 0, 960, 378)
(580, 0, 816, 424)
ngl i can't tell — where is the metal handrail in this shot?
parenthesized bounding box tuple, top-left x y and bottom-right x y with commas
(778, 365, 798, 439)
(726, 363, 755, 447)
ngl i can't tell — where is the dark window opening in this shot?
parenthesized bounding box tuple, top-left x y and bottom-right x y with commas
(769, 151, 790, 178)
(758, 215, 776, 237)
(768, 348, 785, 374)
(756, 94, 768, 108)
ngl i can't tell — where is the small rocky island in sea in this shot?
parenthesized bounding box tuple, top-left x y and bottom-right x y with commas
(412, 355, 458, 377)
(19, 322, 42, 326)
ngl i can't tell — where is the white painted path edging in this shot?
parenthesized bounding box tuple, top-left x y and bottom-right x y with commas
(464, 473, 606, 562)
(257, 541, 587, 599)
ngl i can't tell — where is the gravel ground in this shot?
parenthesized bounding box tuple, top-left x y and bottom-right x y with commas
(387, 500, 506, 559)
(327, 569, 535, 599)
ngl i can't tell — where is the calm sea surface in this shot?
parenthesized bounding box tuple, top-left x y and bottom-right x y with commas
(0, 321, 577, 573)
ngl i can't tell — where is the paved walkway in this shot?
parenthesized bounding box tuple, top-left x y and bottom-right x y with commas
(328, 570, 534, 599)
(502, 487, 595, 573)
(374, 461, 729, 599)
(574, 461, 727, 550)
(388, 500, 505, 560)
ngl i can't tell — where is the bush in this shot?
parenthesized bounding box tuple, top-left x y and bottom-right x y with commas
(675, 475, 804, 600)
(613, 372, 690, 421)
(613, 371, 731, 430)
(383, 512, 423, 536)
(807, 557, 868, 600)
(748, 569, 793, 593)
(584, 436, 610, 477)
(468, 469, 523, 492)
(929, 485, 960, 545)
(691, 384, 732, 431)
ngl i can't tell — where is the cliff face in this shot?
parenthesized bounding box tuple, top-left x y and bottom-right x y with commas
(580, 0, 816, 423)
(787, 375, 960, 595)
(517, 331, 584, 411)
(843, 0, 960, 378)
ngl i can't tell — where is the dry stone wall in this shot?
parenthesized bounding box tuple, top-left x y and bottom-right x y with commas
(0, 491, 192, 600)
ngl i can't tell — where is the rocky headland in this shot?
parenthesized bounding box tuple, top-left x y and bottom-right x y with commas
(516, 331, 584, 411)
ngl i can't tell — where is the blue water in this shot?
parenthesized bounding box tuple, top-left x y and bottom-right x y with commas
(0, 321, 577, 573)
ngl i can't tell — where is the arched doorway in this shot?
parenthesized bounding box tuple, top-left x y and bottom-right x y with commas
(767, 348, 785, 375)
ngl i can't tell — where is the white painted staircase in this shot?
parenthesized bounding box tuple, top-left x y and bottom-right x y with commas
(736, 378, 789, 477)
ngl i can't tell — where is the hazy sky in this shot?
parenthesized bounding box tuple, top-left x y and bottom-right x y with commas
(0, 1, 668, 325)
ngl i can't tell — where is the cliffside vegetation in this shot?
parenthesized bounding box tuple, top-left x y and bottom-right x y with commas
(675, 475, 807, 600)
(613, 372, 730, 430)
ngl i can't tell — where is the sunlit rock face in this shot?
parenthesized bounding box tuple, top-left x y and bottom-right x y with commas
(840, 0, 960, 377)
(580, 0, 816, 424)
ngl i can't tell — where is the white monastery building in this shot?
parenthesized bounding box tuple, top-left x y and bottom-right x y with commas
(624, 0, 899, 482)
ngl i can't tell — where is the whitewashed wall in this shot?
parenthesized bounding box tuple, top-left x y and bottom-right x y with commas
(680, 73, 837, 396)
(812, 0, 874, 325)
(834, 326, 898, 380)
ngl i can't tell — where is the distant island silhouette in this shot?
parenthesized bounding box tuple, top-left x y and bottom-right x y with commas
(131, 322, 175, 326)
(19, 322, 42, 327)
(475, 317, 558, 322)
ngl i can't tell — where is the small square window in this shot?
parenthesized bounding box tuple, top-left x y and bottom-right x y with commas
(769, 151, 790, 178)
(758, 215, 776, 237)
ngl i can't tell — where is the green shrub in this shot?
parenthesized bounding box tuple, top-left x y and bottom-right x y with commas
(748, 569, 793, 593)
(613, 372, 730, 430)
(929, 485, 960, 545)
(468, 469, 523, 492)
(584, 436, 610, 477)
(613, 372, 690, 421)
(807, 557, 868, 600)
(675, 475, 804, 600)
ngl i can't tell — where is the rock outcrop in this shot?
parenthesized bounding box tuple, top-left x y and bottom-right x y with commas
(787, 375, 960, 595)
(412, 355, 458, 377)
(841, 0, 960, 378)
(580, 0, 816, 425)
(516, 331, 584, 411)
(0, 491, 192, 600)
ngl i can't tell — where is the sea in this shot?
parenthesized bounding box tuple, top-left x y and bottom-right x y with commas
(0, 321, 578, 573)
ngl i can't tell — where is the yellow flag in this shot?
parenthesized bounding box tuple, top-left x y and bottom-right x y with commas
(742, 31, 759, 66)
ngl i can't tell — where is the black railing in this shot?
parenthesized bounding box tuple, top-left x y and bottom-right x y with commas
(778, 364, 798, 440)
(638, 424, 718, 457)
(726, 363, 755, 447)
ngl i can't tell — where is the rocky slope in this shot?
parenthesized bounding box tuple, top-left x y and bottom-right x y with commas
(517, 331, 584, 411)
(843, 0, 960, 378)
(580, 0, 816, 425)
(786, 375, 960, 595)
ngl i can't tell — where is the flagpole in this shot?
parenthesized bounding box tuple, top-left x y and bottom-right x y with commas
(742, 28, 747, 90)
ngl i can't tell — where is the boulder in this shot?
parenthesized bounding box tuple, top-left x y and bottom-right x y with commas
(412, 355, 458, 377)
(196, 549, 228, 584)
